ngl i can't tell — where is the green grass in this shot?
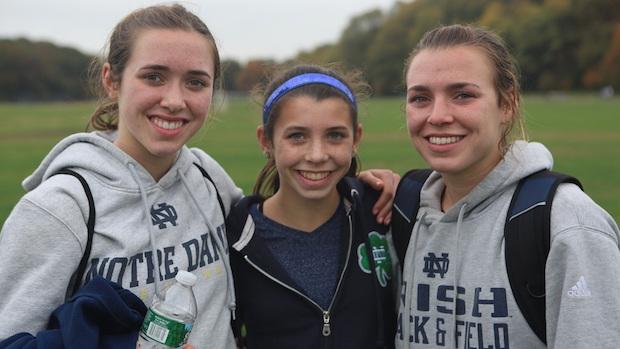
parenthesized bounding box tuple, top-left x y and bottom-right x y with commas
(1, 95, 619, 226)
(521, 95, 620, 218)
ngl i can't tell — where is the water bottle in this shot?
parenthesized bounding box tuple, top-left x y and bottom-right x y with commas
(137, 270, 198, 349)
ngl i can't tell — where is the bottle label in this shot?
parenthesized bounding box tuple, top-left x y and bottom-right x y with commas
(140, 308, 192, 347)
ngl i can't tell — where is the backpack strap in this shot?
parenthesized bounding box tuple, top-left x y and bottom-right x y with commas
(193, 163, 226, 219)
(504, 170, 582, 344)
(193, 163, 240, 336)
(391, 169, 432, 270)
(52, 169, 95, 300)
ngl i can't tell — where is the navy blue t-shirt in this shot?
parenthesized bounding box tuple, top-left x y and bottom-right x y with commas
(249, 202, 343, 309)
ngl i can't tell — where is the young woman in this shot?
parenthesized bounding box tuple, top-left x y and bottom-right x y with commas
(0, 5, 241, 348)
(226, 65, 397, 348)
(395, 24, 620, 348)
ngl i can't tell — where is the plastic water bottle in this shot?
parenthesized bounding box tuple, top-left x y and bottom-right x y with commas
(137, 270, 198, 349)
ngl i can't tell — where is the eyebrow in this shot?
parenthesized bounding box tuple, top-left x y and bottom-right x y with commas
(407, 82, 481, 93)
(282, 125, 307, 133)
(283, 125, 351, 133)
(140, 64, 212, 79)
(326, 126, 351, 132)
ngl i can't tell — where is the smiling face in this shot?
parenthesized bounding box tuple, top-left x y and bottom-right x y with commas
(103, 28, 215, 177)
(405, 46, 512, 183)
(259, 96, 361, 205)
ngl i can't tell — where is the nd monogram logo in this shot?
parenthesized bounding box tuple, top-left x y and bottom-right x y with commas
(151, 203, 178, 229)
(423, 252, 449, 278)
(358, 231, 392, 287)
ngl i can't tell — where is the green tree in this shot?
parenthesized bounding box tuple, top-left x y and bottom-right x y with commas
(0, 38, 91, 101)
(235, 60, 274, 92)
(221, 59, 242, 91)
(295, 44, 341, 65)
(338, 9, 384, 70)
(366, 0, 494, 95)
(584, 23, 620, 89)
(366, 1, 433, 95)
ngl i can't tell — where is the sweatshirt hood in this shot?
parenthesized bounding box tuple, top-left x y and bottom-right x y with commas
(420, 141, 553, 222)
(22, 131, 195, 192)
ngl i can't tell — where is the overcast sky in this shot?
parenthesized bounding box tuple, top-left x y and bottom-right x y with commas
(0, 0, 397, 62)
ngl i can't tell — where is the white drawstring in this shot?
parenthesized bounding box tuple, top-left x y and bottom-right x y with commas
(178, 169, 237, 319)
(449, 203, 467, 348)
(401, 202, 467, 349)
(127, 163, 162, 299)
(402, 211, 426, 349)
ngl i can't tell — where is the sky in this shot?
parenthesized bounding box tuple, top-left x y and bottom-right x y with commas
(0, 0, 398, 62)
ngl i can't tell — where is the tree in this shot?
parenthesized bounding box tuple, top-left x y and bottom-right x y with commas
(295, 44, 341, 65)
(235, 60, 274, 92)
(221, 59, 242, 91)
(366, 1, 434, 95)
(0, 38, 92, 101)
(338, 9, 384, 70)
(584, 23, 620, 88)
(365, 0, 494, 95)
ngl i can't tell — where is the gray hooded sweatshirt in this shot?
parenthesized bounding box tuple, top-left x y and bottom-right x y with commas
(0, 132, 242, 348)
(396, 141, 620, 349)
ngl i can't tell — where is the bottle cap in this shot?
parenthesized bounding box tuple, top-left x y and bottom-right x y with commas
(175, 270, 197, 286)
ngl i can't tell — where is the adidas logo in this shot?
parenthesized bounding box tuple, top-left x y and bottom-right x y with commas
(567, 276, 592, 298)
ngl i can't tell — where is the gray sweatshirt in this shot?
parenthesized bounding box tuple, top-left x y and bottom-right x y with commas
(396, 141, 620, 349)
(0, 132, 242, 348)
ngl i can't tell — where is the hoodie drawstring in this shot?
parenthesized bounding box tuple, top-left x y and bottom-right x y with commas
(449, 203, 467, 348)
(402, 203, 466, 349)
(402, 211, 426, 349)
(178, 169, 237, 320)
(127, 163, 163, 299)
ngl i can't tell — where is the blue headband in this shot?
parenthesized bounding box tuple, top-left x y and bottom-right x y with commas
(262, 73, 357, 125)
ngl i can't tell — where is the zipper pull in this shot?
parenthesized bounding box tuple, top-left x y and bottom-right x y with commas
(322, 311, 331, 336)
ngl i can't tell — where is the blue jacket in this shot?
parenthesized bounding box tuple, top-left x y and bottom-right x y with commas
(0, 277, 146, 349)
(226, 178, 397, 349)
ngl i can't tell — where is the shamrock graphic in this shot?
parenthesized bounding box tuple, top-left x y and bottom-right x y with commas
(358, 231, 392, 287)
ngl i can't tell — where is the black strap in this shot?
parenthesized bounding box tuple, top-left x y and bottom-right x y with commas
(53, 169, 95, 300)
(391, 169, 432, 269)
(504, 170, 582, 344)
(193, 163, 226, 219)
(193, 163, 240, 337)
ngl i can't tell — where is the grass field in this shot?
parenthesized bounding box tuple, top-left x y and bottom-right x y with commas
(0, 95, 619, 226)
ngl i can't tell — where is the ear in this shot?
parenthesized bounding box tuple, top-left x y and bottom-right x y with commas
(256, 125, 272, 155)
(353, 123, 363, 155)
(101, 63, 119, 98)
(499, 107, 511, 125)
(500, 92, 517, 124)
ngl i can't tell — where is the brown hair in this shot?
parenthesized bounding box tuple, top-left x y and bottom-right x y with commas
(253, 64, 370, 198)
(87, 4, 221, 130)
(404, 24, 527, 153)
